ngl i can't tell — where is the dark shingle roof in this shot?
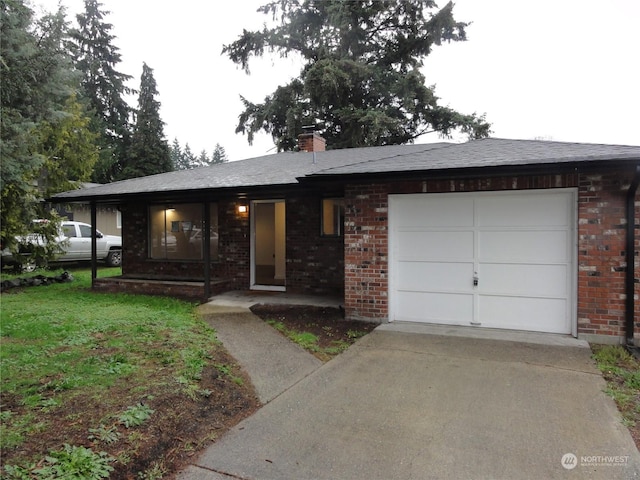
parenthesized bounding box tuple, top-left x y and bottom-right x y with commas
(52, 143, 447, 201)
(308, 138, 640, 177)
(52, 138, 640, 202)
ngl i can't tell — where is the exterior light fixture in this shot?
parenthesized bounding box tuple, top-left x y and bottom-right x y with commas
(237, 204, 248, 214)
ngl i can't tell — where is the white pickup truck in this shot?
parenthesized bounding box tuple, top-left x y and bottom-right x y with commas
(1, 221, 122, 272)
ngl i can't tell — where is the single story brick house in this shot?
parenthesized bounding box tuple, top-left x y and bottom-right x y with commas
(52, 135, 640, 345)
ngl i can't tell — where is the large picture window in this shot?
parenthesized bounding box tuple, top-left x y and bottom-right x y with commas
(149, 203, 218, 260)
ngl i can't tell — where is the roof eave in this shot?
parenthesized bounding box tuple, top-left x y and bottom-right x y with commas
(48, 181, 305, 205)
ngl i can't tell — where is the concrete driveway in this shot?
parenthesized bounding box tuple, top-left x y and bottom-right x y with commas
(178, 319, 640, 479)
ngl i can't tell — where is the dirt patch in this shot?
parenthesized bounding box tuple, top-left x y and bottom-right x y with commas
(250, 305, 378, 361)
(1, 348, 259, 479)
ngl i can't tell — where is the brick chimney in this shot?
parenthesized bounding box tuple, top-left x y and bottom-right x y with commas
(298, 132, 326, 152)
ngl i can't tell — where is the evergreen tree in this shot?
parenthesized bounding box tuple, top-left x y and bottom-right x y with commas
(69, 0, 133, 182)
(197, 150, 210, 167)
(182, 143, 197, 169)
(121, 63, 171, 179)
(223, 0, 490, 151)
(1, 0, 49, 245)
(35, 93, 99, 199)
(169, 137, 188, 170)
(212, 143, 228, 164)
(170, 139, 226, 170)
(1, 1, 96, 256)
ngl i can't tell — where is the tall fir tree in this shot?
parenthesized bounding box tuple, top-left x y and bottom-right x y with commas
(1, 1, 97, 253)
(211, 143, 228, 164)
(69, 0, 133, 182)
(121, 63, 171, 179)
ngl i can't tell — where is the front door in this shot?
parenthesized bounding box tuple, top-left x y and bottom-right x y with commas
(251, 200, 286, 290)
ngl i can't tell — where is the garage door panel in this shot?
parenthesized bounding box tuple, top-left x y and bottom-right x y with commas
(389, 190, 575, 335)
(393, 196, 474, 227)
(481, 263, 568, 297)
(479, 296, 570, 334)
(476, 194, 570, 227)
(395, 291, 473, 324)
(479, 230, 569, 263)
(396, 261, 474, 292)
(396, 231, 474, 260)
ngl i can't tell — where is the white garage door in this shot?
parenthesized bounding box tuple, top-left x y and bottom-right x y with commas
(388, 189, 576, 334)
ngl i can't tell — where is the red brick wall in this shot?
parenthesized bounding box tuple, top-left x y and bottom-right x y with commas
(577, 171, 639, 340)
(344, 183, 391, 320)
(344, 171, 639, 340)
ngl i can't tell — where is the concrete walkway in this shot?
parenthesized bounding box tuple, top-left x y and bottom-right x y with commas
(199, 309, 322, 404)
(197, 291, 336, 403)
(180, 307, 640, 479)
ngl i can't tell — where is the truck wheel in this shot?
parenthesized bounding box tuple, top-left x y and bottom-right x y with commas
(106, 250, 122, 267)
(18, 260, 37, 273)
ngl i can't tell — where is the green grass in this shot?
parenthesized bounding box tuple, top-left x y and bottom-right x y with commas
(267, 320, 319, 352)
(1, 271, 205, 396)
(265, 319, 355, 360)
(0, 268, 219, 471)
(592, 345, 640, 430)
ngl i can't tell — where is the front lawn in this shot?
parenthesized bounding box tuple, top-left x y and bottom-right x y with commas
(0, 268, 258, 478)
(11, 267, 636, 477)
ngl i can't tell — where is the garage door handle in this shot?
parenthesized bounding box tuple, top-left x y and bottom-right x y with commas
(473, 275, 479, 287)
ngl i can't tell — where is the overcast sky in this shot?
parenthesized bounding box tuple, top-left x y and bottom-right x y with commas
(44, 0, 640, 161)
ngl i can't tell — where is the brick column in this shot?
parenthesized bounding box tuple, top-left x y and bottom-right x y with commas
(344, 183, 389, 322)
(577, 170, 637, 341)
